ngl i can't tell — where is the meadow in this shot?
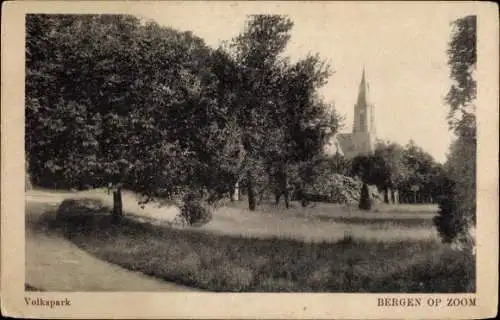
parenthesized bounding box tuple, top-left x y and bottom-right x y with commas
(31, 189, 475, 293)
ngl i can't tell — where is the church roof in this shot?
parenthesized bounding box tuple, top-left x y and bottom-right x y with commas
(336, 133, 356, 158)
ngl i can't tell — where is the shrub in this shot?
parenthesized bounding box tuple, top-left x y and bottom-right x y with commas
(434, 134, 476, 245)
(434, 192, 463, 243)
(56, 198, 108, 224)
(180, 192, 213, 226)
(358, 182, 372, 210)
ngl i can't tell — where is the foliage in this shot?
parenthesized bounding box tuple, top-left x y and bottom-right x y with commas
(358, 182, 372, 210)
(433, 175, 464, 243)
(435, 15, 476, 244)
(435, 135, 476, 243)
(180, 192, 213, 226)
(328, 153, 352, 176)
(399, 140, 446, 203)
(374, 141, 408, 189)
(26, 14, 342, 214)
(225, 15, 340, 210)
(445, 15, 476, 135)
(350, 140, 445, 204)
(55, 198, 108, 226)
(26, 15, 241, 211)
(27, 15, 137, 190)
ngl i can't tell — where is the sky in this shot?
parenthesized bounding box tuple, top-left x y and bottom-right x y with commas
(127, 2, 474, 163)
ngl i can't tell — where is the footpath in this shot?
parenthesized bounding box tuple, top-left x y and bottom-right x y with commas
(25, 191, 196, 292)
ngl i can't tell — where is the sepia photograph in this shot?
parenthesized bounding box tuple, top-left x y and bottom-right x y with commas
(2, 1, 498, 319)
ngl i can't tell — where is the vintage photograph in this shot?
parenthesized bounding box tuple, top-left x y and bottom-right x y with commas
(24, 8, 478, 294)
(2, 2, 497, 318)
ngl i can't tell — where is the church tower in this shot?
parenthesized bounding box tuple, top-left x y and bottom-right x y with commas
(351, 68, 376, 155)
(353, 68, 375, 134)
(323, 67, 378, 158)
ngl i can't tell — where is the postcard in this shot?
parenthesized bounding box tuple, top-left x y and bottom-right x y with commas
(1, 1, 498, 318)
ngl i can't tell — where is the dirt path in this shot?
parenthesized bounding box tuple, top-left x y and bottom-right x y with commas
(25, 198, 196, 292)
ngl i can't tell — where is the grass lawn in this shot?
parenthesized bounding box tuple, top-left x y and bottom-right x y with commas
(58, 202, 475, 293)
(201, 200, 438, 242)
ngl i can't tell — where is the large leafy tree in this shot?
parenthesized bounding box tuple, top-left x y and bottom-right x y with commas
(26, 15, 217, 219)
(229, 15, 295, 210)
(373, 141, 407, 191)
(445, 15, 476, 136)
(401, 140, 443, 204)
(350, 142, 406, 193)
(274, 58, 339, 207)
(228, 15, 339, 210)
(435, 15, 477, 243)
(128, 21, 234, 203)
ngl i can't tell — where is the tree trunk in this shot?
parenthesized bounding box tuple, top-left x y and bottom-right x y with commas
(394, 189, 399, 205)
(231, 182, 240, 201)
(384, 188, 390, 203)
(283, 171, 289, 209)
(25, 156, 32, 190)
(359, 182, 372, 210)
(275, 191, 281, 205)
(297, 182, 308, 207)
(247, 172, 256, 211)
(112, 186, 123, 222)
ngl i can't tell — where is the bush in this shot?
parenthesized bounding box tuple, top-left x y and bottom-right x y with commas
(56, 198, 109, 223)
(434, 187, 474, 246)
(358, 183, 372, 210)
(300, 172, 382, 205)
(434, 135, 476, 245)
(180, 192, 213, 226)
(434, 192, 463, 243)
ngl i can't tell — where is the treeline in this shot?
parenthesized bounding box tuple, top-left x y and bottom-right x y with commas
(350, 140, 446, 204)
(26, 14, 341, 218)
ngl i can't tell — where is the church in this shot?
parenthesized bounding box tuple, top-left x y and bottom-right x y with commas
(325, 68, 377, 159)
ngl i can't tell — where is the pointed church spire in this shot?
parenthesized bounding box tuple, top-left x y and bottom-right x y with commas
(357, 67, 369, 106)
(326, 67, 377, 159)
(353, 67, 371, 133)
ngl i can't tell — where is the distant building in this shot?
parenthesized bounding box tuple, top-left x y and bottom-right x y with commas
(325, 68, 377, 158)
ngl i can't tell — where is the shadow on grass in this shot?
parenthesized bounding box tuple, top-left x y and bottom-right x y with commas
(55, 198, 475, 293)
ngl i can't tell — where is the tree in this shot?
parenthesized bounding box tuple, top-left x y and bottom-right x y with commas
(434, 15, 476, 244)
(26, 15, 219, 221)
(373, 141, 407, 201)
(401, 140, 444, 204)
(228, 15, 339, 210)
(274, 60, 338, 207)
(358, 182, 372, 210)
(227, 15, 295, 210)
(350, 154, 376, 184)
(26, 14, 341, 217)
(445, 15, 476, 136)
(26, 15, 143, 220)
